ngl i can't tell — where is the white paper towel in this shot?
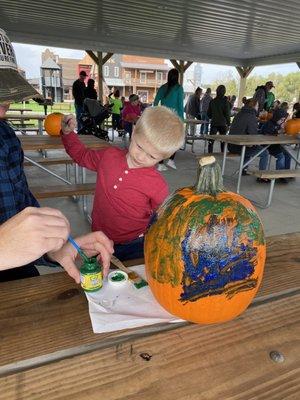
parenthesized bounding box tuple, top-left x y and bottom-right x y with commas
(86, 265, 183, 333)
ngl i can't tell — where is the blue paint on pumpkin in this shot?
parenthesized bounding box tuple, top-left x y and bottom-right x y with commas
(180, 216, 257, 302)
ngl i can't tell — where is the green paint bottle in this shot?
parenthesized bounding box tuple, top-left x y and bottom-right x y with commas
(80, 256, 102, 292)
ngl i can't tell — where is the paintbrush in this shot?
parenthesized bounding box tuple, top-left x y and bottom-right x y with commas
(110, 255, 148, 289)
(68, 235, 90, 263)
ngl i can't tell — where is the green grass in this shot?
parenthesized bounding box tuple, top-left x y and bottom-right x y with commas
(9, 101, 75, 127)
(9, 101, 75, 113)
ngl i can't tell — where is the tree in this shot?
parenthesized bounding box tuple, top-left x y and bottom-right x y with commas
(210, 71, 239, 97)
(210, 71, 300, 104)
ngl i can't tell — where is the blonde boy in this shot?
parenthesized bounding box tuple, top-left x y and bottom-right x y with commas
(61, 106, 184, 260)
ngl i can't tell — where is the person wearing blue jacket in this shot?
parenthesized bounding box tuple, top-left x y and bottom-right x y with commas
(154, 68, 184, 171)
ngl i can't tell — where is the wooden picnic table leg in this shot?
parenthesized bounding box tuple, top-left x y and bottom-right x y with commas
(80, 166, 92, 223)
(24, 156, 73, 185)
(237, 145, 246, 194)
(281, 144, 300, 169)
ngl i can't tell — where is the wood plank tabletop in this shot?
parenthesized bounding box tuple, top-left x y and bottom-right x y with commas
(1, 293, 299, 400)
(204, 134, 300, 145)
(19, 135, 110, 151)
(0, 232, 299, 398)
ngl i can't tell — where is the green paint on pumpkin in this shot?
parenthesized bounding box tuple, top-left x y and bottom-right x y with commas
(147, 192, 265, 285)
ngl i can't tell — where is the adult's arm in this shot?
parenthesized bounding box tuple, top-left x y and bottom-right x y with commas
(153, 86, 162, 106)
(224, 100, 231, 126)
(207, 101, 212, 119)
(177, 85, 184, 120)
(0, 207, 69, 270)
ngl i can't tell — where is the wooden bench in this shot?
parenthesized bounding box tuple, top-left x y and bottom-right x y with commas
(24, 157, 74, 167)
(248, 169, 300, 208)
(14, 126, 39, 135)
(31, 183, 95, 199)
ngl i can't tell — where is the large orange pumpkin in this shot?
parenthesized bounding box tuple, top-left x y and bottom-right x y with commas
(285, 118, 300, 135)
(44, 112, 64, 136)
(144, 156, 266, 324)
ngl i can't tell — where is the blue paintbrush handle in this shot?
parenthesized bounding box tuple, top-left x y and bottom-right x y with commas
(68, 235, 89, 262)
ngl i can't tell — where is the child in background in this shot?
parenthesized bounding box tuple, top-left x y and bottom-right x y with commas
(61, 106, 184, 261)
(108, 89, 123, 135)
(121, 94, 141, 138)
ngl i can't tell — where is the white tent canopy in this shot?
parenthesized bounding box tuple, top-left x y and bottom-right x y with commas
(1, 0, 300, 67)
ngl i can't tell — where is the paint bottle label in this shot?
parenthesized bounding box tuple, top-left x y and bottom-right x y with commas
(80, 257, 102, 292)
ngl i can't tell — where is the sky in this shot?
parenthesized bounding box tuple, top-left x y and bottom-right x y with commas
(13, 42, 299, 84)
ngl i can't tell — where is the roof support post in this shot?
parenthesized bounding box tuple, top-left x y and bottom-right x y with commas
(170, 59, 193, 86)
(85, 50, 114, 103)
(236, 66, 254, 107)
(97, 51, 104, 103)
(297, 63, 300, 101)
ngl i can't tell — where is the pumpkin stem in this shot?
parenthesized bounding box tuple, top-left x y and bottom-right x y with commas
(195, 156, 224, 196)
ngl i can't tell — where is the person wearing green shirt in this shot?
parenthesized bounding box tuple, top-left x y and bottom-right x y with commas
(154, 68, 184, 171)
(109, 89, 123, 134)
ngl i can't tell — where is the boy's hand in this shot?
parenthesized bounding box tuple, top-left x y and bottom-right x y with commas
(0, 207, 70, 270)
(48, 231, 114, 283)
(61, 114, 76, 134)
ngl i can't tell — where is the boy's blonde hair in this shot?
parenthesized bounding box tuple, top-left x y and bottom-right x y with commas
(134, 106, 184, 157)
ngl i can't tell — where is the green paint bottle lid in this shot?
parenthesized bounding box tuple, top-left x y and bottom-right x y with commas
(108, 270, 128, 287)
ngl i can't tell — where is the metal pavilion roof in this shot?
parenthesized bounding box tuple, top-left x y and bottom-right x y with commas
(1, 0, 300, 67)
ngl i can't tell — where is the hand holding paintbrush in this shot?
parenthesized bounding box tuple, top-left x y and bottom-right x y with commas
(49, 231, 114, 282)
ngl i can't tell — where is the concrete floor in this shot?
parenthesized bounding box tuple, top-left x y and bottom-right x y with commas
(25, 131, 300, 243)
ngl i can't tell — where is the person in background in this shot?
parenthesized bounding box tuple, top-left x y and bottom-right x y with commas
(184, 87, 202, 136)
(72, 70, 87, 130)
(272, 100, 281, 111)
(61, 106, 184, 261)
(265, 90, 275, 111)
(200, 88, 212, 134)
(260, 102, 291, 183)
(84, 78, 97, 100)
(242, 96, 247, 105)
(253, 81, 275, 114)
(122, 94, 141, 139)
(154, 68, 184, 170)
(207, 85, 231, 153)
(109, 89, 123, 136)
(227, 98, 268, 178)
(292, 102, 300, 118)
(121, 96, 125, 108)
(229, 94, 237, 110)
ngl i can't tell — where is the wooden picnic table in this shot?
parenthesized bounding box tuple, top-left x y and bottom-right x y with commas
(0, 232, 299, 399)
(6, 113, 46, 135)
(9, 108, 33, 114)
(20, 135, 110, 220)
(19, 134, 110, 151)
(205, 134, 300, 193)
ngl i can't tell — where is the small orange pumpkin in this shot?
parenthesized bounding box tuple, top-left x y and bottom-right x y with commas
(259, 111, 273, 122)
(44, 112, 64, 136)
(144, 156, 266, 324)
(285, 118, 300, 135)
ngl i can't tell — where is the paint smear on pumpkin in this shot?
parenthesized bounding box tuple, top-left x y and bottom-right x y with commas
(146, 191, 265, 303)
